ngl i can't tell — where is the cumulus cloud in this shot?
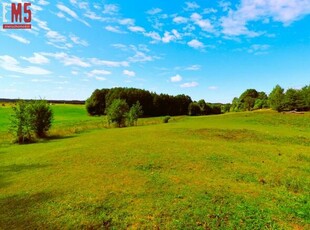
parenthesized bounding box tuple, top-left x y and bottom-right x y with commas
(146, 8, 162, 15)
(187, 39, 205, 49)
(88, 69, 111, 77)
(128, 26, 146, 33)
(220, 0, 310, 37)
(171, 74, 182, 82)
(123, 70, 136, 77)
(173, 16, 188, 24)
(185, 2, 200, 11)
(191, 13, 214, 32)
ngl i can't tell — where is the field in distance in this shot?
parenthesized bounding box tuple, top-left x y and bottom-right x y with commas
(0, 104, 309, 229)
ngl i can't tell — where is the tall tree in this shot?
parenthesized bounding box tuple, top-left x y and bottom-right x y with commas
(269, 85, 285, 112)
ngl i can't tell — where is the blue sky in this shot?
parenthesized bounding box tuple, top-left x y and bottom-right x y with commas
(0, 0, 310, 102)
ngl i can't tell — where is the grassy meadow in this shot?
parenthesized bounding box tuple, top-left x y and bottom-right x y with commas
(0, 104, 309, 229)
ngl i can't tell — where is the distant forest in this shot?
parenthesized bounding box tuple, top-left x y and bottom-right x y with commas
(86, 84, 310, 117)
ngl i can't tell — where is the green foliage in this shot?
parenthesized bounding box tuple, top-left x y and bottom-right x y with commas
(9, 101, 33, 144)
(9, 100, 53, 143)
(268, 85, 285, 112)
(106, 99, 129, 127)
(85, 89, 109, 116)
(162, 116, 171, 123)
(28, 100, 53, 138)
(127, 101, 143, 126)
(188, 102, 201, 116)
(283, 88, 303, 111)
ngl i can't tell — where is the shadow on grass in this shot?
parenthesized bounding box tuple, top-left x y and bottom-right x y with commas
(0, 191, 59, 229)
(0, 163, 51, 189)
(42, 135, 75, 141)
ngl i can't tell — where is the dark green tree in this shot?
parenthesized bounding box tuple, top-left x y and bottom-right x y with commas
(284, 88, 302, 111)
(188, 102, 201, 116)
(86, 89, 109, 116)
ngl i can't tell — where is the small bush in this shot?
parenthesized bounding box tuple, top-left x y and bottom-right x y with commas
(28, 100, 53, 138)
(9, 100, 53, 144)
(163, 116, 171, 123)
(9, 101, 34, 144)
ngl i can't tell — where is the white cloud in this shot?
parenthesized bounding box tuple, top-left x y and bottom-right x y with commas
(95, 77, 107, 81)
(88, 69, 111, 77)
(43, 52, 91, 67)
(162, 29, 182, 43)
(69, 34, 88, 46)
(173, 16, 188, 24)
(119, 18, 135, 26)
(90, 58, 129, 67)
(208, 86, 218, 90)
(180, 81, 199, 88)
(185, 2, 200, 11)
(128, 26, 146, 33)
(0, 55, 51, 75)
(144, 31, 161, 42)
(21, 53, 49, 64)
(38, 0, 49, 6)
(220, 0, 310, 37)
(123, 70, 136, 77)
(248, 44, 270, 55)
(147, 8, 162, 15)
(185, 65, 201, 71)
(7, 34, 30, 44)
(171, 74, 182, 82)
(191, 13, 214, 32)
(105, 25, 126, 34)
(71, 71, 79, 75)
(128, 51, 153, 63)
(33, 18, 50, 31)
(57, 4, 90, 27)
(46, 30, 66, 43)
(188, 39, 205, 49)
(102, 4, 119, 15)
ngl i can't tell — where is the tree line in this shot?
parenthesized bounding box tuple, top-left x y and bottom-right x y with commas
(230, 84, 310, 112)
(86, 87, 223, 117)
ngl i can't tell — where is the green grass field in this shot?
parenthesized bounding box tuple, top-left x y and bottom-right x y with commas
(0, 104, 309, 229)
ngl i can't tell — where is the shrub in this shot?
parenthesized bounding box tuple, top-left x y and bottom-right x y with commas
(9, 101, 34, 144)
(163, 116, 171, 123)
(106, 99, 129, 127)
(9, 100, 53, 144)
(28, 100, 53, 137)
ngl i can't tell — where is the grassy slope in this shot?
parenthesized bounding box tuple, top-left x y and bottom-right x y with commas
(0, 106, 309, 229)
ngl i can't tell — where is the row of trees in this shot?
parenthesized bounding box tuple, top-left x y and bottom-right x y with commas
(86, 87, 223, 117)
(230, 84, 310, 112)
